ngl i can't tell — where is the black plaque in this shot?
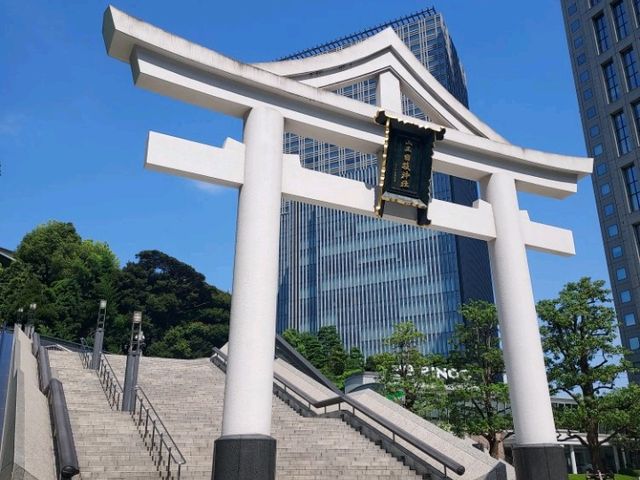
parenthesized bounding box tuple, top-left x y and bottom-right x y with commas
(374, 110, 445, 225)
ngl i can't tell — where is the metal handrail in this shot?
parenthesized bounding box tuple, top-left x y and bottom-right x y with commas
(96, 353, 123, 410)
(131, 385, 186, 480)
(79, 338, 91, 369)
(81, 348, 184, 479)
(211, 347, 465, 477)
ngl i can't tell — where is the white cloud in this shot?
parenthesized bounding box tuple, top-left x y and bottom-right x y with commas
(193, 180, 224, 195)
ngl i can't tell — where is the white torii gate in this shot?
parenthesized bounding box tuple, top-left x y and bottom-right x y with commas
(103, 7, 592, 480)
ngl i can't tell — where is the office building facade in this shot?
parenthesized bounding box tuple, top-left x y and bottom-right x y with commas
(561, 0, 640, 382)
(276, 8, 494, 358)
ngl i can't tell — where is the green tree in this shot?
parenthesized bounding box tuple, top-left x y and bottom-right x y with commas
(0, 221, 119, 339)
(377, 322, 431, 411)
(447, 300, 512, 459)
(146, 322, 229, 358)
(346, 347, 364, 372)
(317, 326, 342, 359)
(110, 250, 231, 355)
(537, 277, 636, 472)
(607, 384, 640, 454)
(282, 327, 363, 389)
(282, 329, 326, 369)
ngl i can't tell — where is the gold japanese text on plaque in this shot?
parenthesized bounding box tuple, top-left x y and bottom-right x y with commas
(374, 110, 445, 226)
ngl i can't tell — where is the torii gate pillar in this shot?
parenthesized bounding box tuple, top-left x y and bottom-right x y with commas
(213, 107, 283, 479)
(483, 173, 566, 478)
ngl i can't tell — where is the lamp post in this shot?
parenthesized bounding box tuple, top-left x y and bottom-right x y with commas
(26, 303, 37, 337)
(91, 300, 107, 370)
(16, 308, 24, 330)
(122, 311, 143, 412)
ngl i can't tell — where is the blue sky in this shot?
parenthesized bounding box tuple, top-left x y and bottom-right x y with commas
(0, 0, 605, 302)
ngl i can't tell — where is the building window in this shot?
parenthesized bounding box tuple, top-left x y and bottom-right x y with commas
(571, 19, 581, 32)
(568, 3, 578, 15)
(617, 267, 628, 280)
(590, 124, 601, 137)
(625, 313, 637, 325)
(604, 203, 615, 216)
(594, 143, 604, 156)
(594, 14, 611, 53)
(612, 111, 632, 155)
(603, 62, 621, 102)
(601, 182, 612, 195)
(590, 0, 601, 6)
(623, 164, 640, 211)
(635, 0, 640, 26)
(622, 49, 640, 90)
(609, 224, 620, 237)
(584, 87, 594, 100)
(633, 102, 640, 134)
(580, 70, 591, 83)
(630, 337, 640, 350)
(612, 1, 630, 39)
(621, 290, 632, 303)
(587, 106, 598, 118)
(578, 53, 587, 65)
(612, 245, 623, 258)
(596, 163, 608, 175)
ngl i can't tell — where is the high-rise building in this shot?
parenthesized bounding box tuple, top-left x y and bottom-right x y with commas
(561, 0, 640, 383)
(276, 8, 494, 358)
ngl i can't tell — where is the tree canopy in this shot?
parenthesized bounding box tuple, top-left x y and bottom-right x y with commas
(0, 221, 119, 339)
(447, 300, 512, 458)
(0, 221, 231, 359)
(282, 326, 363, 389)
(110, 250, 230, 353)
(538, 277, 637, 472)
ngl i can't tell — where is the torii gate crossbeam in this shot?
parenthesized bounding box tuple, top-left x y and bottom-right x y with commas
(103, 7, 592, 480)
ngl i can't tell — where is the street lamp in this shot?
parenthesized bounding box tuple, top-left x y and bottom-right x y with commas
(26, 303, 37, 337)
(91, 300, 108, 370)
(122, 311, 143, 411)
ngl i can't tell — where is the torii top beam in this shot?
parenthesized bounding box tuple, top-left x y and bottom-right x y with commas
(102, 6, 591, 201)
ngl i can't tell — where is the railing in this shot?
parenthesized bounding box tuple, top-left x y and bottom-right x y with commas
(33, 329, 80, 478)
(130, 386, 186, 480)
(78, 347, 185, 479)
(79, 338, 91, 369)
(96, 353, 123, 410)
(211, 347, 465, 479)
(40, 335, 86, 353)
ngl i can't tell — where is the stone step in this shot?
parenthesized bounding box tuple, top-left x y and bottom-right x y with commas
(50, 351, 422, 480)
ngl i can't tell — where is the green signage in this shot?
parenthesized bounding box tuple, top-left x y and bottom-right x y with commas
(374, 110, 445, 225)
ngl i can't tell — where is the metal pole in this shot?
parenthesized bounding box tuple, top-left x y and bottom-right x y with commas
(16, 308, 24, 327)
(122, 311, 143, 412)
(91, 300, 107, 370)
(25, 303, 36, 337)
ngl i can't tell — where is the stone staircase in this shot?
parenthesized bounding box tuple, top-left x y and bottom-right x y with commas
(48, 351, 161, 479)
(105, 354, 422, 480)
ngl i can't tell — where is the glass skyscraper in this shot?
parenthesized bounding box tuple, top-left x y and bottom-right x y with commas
(561, 0, 640, 383)
(276, 8, 494, 358)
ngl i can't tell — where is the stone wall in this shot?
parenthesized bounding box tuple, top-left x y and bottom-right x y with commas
(0, 329, 56, 480)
